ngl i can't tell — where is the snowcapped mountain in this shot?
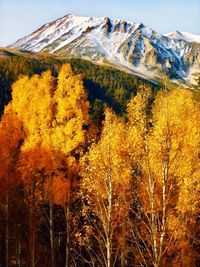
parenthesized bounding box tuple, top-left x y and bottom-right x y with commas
(10, 14, 200, 84)
(164, 31, 200, 44)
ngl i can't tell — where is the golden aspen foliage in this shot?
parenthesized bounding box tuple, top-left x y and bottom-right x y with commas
(125, 86, 200, 267)
(173, 94, 200, 216)
(126, 86, 151, 164)
(135, 88, 200, 266)
(81, 108, 131, 207)
(149, 89, 200, 214)
(81, 109, 132, 266)
(11, 64, 90, 155)
(12, 71, 55, 150)
(10, 65, 89, 267)
(133, 88, 199, 211)
(51, 64, 90, 154)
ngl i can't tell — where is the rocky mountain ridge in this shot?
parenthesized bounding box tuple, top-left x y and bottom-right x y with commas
(10, 14, 200, 84)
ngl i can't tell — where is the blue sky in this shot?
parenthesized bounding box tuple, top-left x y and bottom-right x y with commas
(0, 0, 200, 46)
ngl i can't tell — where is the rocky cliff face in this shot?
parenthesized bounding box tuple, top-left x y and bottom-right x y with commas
(10, 14, 200, 84)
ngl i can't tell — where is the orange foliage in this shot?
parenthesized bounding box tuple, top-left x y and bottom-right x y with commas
(0, 106, 24, 197)
(18, 146, 70, 204)
(50, 174, 70, 206)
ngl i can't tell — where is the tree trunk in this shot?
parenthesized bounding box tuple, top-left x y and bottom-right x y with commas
(65, 204, 70, 267)
(29, 176, 36, 267)
(107, 176, 112, 267)
(159, 163, 168, 263)
(106, 129, 112, 267)
(120, 223, 126, 267)
(29, 214, 35, 267)
(121, 249, 124, 267)
(50, 198, 56, 267)
(149, 176, 158, 267)
(5, 189, 9, 267)
(18, 229, 22, 267)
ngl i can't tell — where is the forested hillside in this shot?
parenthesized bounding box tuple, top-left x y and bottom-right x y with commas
(0, 49, 158, 117)
(0, 50, 199, 267)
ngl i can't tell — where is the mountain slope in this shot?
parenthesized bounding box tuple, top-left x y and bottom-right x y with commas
(0, 47, 159, 116)
(10, 14, 200, 84)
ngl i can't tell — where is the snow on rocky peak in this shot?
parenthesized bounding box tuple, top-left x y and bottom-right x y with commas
(10, 14, 200, 84)
(164, 31, 200, 44)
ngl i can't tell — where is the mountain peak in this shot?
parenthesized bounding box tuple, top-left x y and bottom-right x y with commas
(164, 30, 200, 43)
(9, 14, 200, 85)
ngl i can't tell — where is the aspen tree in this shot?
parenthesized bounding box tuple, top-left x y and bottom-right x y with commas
(11, 64, 89, 267)
(81, 109, 131, 267)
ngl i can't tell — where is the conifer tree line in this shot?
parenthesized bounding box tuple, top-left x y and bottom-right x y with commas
(0, 54, 157, 116)
(0, 64, 199, 267)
